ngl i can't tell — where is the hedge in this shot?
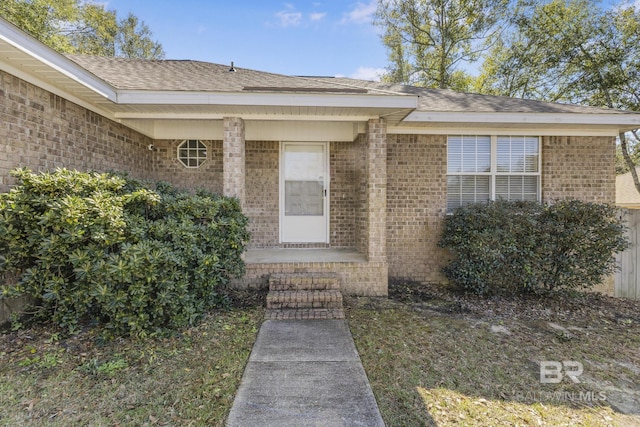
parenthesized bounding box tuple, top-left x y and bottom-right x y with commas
(439, 200, 628, 295)
(0, 168, 250, 337)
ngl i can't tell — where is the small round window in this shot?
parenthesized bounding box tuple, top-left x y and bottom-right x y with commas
(177, 139, 207, 168)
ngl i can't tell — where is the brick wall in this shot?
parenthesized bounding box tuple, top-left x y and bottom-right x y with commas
(244, 140, 361, 249)
(152, 139, 223, 193)
(355, 133, 368, 255)
(364, 119, 388, 263)
(330, 141, 357, 248)
(542, 135, 615, 203)
(0, 67, 618, 294)
(385, 134, 616, 286)
(386, 134, 450, 283)
(223, 117, 245, 205)
(236, 261, 388, 296)
(0, 71, 152, 192)
(245, 141, 279, 247)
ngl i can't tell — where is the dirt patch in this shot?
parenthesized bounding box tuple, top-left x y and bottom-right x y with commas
(223, 286, 268, 309)
(387, 279, 640, 326)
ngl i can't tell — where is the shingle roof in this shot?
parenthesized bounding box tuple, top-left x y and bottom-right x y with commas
(317, 77, 631, 115)
(65, 55, 380, 95)
(65, 54, 634, 115)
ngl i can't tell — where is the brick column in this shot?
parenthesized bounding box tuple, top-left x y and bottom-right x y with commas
(365, 118, 387, 263)
(223, 117, 245, 206)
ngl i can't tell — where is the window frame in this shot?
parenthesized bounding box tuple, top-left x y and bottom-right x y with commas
(446, 135, 541, 211)
(177, 139, 207, 169)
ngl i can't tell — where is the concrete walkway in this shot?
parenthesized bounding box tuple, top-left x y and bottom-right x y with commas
(226, 319, 385, 427)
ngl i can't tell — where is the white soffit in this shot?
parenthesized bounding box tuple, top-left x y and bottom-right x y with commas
(121, 120, 362, 141)
(0, 19, 116, 101)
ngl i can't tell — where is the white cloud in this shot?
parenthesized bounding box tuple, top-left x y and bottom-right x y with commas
(310, 12, 327, 22)
(615, 0, 640, 11)
(349, 66, 385, 81)
(276, 5, 303, 27)
(341, 1, 377, 24)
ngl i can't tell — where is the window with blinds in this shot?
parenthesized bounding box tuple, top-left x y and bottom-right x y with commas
(447, 135, 540, 211)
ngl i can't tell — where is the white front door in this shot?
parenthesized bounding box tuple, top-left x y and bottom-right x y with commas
(280, 142, 329, 243)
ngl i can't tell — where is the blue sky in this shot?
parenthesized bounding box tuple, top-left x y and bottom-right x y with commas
(104, 1, 387, 80)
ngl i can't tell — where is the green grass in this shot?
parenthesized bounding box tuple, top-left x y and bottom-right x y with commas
(0, 308, 262, 426)
(348, 285, 640, 427)
(3, 282, 639, 426)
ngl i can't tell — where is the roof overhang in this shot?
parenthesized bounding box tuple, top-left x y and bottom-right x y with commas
(0, 18, 116, 102)
(2, 16, 639, 140)
(0, 17, 417, 134)
(105, 91, 417, 128)
(400, 111, 640, 135)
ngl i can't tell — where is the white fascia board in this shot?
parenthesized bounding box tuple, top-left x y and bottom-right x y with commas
(388, 125, 619, 137)
(0, 19, 117, 101)
(115, 90, 418, 109)
(112, 112, 381, 121)
(404, 111, 640, 127)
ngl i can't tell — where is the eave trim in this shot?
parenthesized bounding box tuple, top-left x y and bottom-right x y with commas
(405, 111, 640, 127)
(0, 19, 117, 101)
(115, 90, 418, 109)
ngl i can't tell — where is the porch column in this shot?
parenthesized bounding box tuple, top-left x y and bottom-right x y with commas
(365, 118, 387, 263)
(223, 117, 245, 206)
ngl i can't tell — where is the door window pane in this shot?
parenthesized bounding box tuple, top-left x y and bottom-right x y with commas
(283, 144, 325, 217)
(285, 181, 324, 216)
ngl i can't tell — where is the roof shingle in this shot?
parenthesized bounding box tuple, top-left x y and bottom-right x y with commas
(316, 78, 631, 114)
(66, 54, 633, 115)
(64, 55, 384, 94)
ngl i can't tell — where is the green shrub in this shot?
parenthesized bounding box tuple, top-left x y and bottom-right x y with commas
(0, 168, 250, 337)
(439, 200, 628, 295)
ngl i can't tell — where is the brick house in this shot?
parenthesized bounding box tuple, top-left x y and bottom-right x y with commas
(2, 17, 640, 298)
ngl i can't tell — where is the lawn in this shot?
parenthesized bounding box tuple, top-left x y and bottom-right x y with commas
(2, 283, 639, 426)
(0, 302, 262, 426)
(348, 281, 640, 427)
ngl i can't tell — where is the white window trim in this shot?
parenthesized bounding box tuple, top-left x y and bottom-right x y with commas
(447, 135, 542, 210)
(177, 139, 207, 169)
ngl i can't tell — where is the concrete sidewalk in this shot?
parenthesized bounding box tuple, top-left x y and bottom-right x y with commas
(226, 319, 385, 427)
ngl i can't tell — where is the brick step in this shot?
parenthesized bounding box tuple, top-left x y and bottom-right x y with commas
(264, 308, 346, 320)
(266, 290, 343, 310)
(268, 273, 341, 292)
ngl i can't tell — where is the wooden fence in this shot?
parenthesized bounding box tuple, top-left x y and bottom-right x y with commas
(616, 208, 640, 299)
